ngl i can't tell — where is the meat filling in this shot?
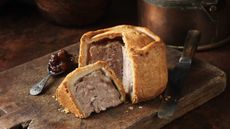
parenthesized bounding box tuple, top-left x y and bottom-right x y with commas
(87, 38, 133, 94)
(73, 70, 122, 117)
(88, 38, 123, 79)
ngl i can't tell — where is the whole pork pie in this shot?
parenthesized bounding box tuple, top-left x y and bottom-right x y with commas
(78, 25, 168, 103)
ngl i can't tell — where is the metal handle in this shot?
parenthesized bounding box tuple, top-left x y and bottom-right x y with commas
(29, 74, 51, 96)
(182, 30, 201, 59)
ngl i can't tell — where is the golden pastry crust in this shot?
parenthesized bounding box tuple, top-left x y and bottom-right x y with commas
(55, 61, 126, 118)
(78, 25, 168, 103)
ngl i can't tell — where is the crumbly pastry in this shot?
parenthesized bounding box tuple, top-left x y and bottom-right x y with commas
(56, 61, 126, 118)
(78, 25, 168, 103)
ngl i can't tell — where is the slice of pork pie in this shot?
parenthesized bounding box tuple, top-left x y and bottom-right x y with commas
(56, 61, 126, 118)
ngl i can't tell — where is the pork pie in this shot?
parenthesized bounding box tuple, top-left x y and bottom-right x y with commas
(56, 61, 126, 118)
(78, 25, 168, 103)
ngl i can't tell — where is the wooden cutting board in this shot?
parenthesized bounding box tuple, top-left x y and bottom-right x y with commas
(0, 43, 226, 129)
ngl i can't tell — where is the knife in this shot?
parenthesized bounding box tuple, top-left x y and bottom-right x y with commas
(157, 30, 201, 119)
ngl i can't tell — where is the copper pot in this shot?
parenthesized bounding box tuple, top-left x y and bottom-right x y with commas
(138, 0, 230, 50)
(35, 0, 110, 26)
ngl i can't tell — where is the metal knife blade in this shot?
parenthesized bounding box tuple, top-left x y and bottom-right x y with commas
(157, 30, 201, 119)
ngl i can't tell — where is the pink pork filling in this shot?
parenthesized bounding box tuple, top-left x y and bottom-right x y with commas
(74, 70, 122, 117)
(88, 38, 123, 79)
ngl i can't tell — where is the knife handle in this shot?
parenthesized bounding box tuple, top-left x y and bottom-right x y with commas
(182, 30, 201, 59)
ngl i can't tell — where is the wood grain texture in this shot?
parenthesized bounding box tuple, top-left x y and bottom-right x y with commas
(0, 43, 226, 129)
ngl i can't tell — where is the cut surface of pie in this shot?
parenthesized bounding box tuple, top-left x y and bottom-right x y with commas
(56, 61, 125, 118)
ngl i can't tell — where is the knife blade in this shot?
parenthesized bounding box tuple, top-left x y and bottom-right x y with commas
(157, 30, 201, 119)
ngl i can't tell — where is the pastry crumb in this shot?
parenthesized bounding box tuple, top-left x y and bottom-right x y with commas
(129, 106, 134, 110)
(138, 106, 143, 109)
(165, 95, 171, 101)
(64, 108, 70, 113)
(52, 95, 58, 101)
(58, 108, 69, 114)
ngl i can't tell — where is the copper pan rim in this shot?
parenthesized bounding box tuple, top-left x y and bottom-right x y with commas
(167, 35, 230, 51)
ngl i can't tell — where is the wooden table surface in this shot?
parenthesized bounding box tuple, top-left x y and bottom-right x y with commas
(0, 1, 229, 129)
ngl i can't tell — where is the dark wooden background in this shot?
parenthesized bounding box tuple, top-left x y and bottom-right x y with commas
(0, 0, 229, 129)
